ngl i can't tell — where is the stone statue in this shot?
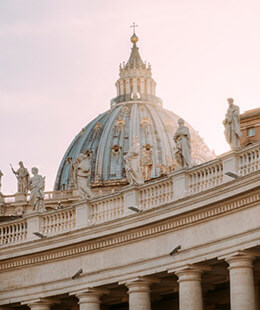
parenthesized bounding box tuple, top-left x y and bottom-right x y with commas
(0, 170, 3, 193)
(124, 136, 144, 186)
(74, 153, 94, 200)
(173, 118, 191, 168)
(29, 167, 46, 212)
(141, 146, 153, 181)
(223, 98, 242, 150)
(10, 161, 30, 194)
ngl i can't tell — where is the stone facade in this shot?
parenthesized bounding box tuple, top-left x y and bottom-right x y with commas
(1, 144, 260, 309)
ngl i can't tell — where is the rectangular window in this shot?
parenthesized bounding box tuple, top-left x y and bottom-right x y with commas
(248, 127, 255, 137)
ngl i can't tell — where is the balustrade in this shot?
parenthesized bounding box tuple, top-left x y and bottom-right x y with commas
(42, 208, 76, 236)
(238, 145, 260, 176)
(91, 195, 124, 224)
(0, 219, 27, 245)
(139, 179, 173, 210)
(188, 161, 223, 195)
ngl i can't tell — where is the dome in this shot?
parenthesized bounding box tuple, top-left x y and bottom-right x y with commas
(54, 34, 214, 190)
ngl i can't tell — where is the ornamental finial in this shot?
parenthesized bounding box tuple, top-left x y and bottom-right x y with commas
(130, 22, 139, 44)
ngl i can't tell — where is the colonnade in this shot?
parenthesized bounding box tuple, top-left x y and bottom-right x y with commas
(3, 252, 258, 310)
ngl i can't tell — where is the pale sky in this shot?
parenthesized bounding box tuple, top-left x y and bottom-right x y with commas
(1, 0, 260, 194)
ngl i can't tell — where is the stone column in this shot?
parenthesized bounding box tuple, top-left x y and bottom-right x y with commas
(226, 253, 256, 310)
(76, 289, 108, 310)
(176, 267, 203, 310)
(126, 278, 153, 310)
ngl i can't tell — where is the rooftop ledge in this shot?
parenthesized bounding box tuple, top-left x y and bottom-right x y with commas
(1, 142, 260, 248)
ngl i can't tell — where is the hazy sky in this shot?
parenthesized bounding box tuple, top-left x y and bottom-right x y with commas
(1, 0, 260, 194)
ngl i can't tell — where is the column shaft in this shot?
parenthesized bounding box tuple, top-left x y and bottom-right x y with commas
(126, 280, 152, 310)
(176, 268, 203, 310)
(226, 254, 256, 310)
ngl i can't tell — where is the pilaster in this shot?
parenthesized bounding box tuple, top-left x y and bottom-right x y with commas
(123, 187, 140, 214)
(26, 213, 43, 241)
(222, 151, 239, 183)
(75, 201, 92, 228)
(171, 170, 189, 200)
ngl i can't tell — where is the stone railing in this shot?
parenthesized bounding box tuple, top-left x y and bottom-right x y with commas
(42, 207, 76, 236)
(1, 143, 260, 246)
(0, 218, 27, 245)
(238, 144, 260, 176)
(90, 193, 124, 224)
(187, 160, 223, 195)
(139, 178, 173, 210)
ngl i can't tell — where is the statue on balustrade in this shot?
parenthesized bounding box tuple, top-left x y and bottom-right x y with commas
(173, 118, 191, 168)
(10, 161, 30, 194)
(0, 170, 3, 193)
(74, 153, 95, 200)
(29, 167, 46, 212)
(124, 136, 144, 186)
(141, 145, 153, 181)
(223, 98, 242, 150)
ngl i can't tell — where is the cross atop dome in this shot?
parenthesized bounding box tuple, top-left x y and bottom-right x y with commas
(130, 22, 139, 44)
(130, 22, 138, 34)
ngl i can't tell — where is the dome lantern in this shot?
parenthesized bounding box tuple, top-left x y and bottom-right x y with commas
(111, 26, 159, 108)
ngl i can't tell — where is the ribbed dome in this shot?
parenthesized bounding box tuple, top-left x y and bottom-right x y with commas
(54, 101, 214, 190)
(54, 33, 214, 190)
